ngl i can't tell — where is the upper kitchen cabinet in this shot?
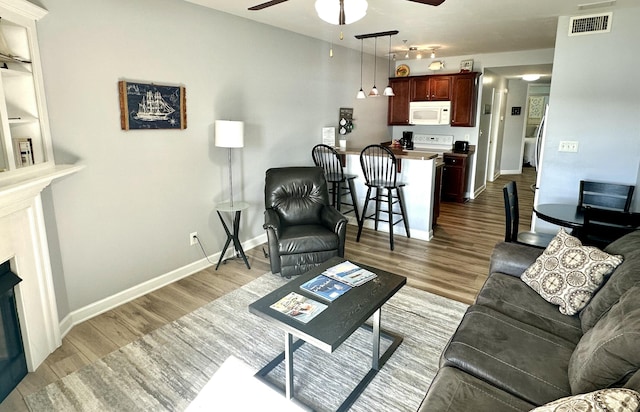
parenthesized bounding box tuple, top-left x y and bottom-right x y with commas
(387, 77, 411, 125)
(0, 1, 52, 174)
(387, 72, 480, 127)
(411, 75, 451, 101)
(450, 72, 480, 127)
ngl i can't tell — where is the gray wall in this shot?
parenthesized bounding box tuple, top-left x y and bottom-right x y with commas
(536, 7, 640, 229)
(36, 0, 390, 318)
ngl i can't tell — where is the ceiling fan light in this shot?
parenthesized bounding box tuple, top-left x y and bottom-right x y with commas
(315, 0, 368, 25)
(356, 88, 367, 99)
(522, 74, 541, 81)
(368, 86, 379, 97)
(383, 85, 395, 96)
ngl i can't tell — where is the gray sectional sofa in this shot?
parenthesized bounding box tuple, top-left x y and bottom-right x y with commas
(419, 230, 640, 411)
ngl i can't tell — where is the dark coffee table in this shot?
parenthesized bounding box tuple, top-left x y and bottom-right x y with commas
(249, 257, 407, 411)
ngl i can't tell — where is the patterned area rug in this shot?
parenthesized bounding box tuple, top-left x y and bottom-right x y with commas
(25, 272, 467, 411)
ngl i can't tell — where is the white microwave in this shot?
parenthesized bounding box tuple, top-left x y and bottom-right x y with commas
(409, 101, 451, 125)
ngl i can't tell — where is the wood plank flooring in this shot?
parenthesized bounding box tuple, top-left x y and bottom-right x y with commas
(0, 167, 538, 411)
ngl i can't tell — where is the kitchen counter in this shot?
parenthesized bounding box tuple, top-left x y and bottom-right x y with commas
(332, 145, 438, 241)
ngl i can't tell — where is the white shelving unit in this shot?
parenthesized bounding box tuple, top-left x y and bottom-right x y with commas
(0, 0, 52, 174)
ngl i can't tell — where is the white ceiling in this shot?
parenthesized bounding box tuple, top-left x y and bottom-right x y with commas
(185, 0, 634, 79)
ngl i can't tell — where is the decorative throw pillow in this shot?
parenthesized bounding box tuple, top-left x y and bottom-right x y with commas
(530, 388, 640, 412)
(522, 229, 624, 316)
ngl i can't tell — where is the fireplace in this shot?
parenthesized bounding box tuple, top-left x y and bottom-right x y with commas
(0, 165, 81, 377)
(0, 261, 27, 402)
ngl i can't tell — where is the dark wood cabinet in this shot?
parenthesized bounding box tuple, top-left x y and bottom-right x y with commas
(450, 73, 480, 127)
(433, 161, 444, 228)
(387, 77, 411, 125)
(387, 72, 479, 126)
(411, 75, 451, 101)
(442, 153, 470, 203)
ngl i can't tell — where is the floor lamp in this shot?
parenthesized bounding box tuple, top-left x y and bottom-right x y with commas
(215, 120, 244, 208)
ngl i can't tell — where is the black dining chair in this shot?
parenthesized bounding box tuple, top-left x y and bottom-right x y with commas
(503, 181, 554, 248)
(578, 180, 635, 212)
(311, 144, 360, 224)
(580, 206, 640, 248)
(356, 145, 409, 251)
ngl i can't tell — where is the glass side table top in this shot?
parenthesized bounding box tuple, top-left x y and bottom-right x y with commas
(216, 201, 249, 212)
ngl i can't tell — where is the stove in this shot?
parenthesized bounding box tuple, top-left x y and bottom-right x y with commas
(411, 134, 454, 156)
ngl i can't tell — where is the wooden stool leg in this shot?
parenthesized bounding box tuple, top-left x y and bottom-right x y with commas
(374, 188, 381, 231)
(357, 186, 372, 242)
(347, 177, 360, 224)
(387, 188, 394, 250)
(397, 186, 410, 238)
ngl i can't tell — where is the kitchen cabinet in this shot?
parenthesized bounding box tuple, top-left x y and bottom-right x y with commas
(411, 75, 451, 101)
(450, 72, 480, 127)
(387, 77, 411, 125)
(433, 161, 443, 228)
(442, 153, 469, 203)
(0, 2, 52, 174)
(387, 72, 479, 127)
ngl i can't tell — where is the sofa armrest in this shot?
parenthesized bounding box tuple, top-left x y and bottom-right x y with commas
(320, 206, 347, 234)
(489, 242, 544, 278)
(263, 209, 281, 235)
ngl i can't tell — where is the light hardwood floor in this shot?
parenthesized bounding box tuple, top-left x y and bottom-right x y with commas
(0, 167, 538, 411)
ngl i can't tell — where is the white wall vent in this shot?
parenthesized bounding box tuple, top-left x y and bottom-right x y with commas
(569, 12, 612, 36)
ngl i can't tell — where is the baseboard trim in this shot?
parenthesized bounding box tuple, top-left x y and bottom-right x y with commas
(58, 233, 267, 338)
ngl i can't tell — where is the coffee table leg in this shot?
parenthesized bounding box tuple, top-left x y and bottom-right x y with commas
(372, 308, 381, 370)
(285, 332, 294, 399)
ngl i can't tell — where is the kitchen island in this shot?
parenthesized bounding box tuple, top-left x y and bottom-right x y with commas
(334, 146, 439, 241)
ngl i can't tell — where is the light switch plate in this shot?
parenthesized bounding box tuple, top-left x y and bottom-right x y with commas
(559, 141, 579, 152)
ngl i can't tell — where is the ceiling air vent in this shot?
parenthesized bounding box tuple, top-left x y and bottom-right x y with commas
(569, 12, 612, 36)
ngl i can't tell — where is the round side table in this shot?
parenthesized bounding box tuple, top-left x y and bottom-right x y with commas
(215, 201, 250, 270)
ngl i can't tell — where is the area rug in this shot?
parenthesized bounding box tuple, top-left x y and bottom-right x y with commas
(25, 272, 468, 411)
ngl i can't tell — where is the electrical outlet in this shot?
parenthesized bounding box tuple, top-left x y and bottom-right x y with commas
(558, 141, 579, 152)
(189, 232, 198, 246)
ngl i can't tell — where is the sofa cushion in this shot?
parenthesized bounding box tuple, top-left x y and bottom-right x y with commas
(419, 366, 535, 412)
(580, 230, 640, 332)
(521, 229, 623, 316)
(441, 305, 575, 405)
(530, 388, 640, 412)
(476, 273, 583, 344)
(568, 284, 640, 394)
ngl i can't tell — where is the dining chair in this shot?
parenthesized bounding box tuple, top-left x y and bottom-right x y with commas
(503, 181, 554, 248)
(357, 145, 410, 251)
(578, 180, 635, 212)
(581, 206, 640, 249)
(311, 144, 360, 224)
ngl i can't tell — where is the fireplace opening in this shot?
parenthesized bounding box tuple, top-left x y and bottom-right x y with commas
(0, 260, 27, 402)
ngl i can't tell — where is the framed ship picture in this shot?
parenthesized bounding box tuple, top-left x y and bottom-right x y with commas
(118, 80, 186, 130)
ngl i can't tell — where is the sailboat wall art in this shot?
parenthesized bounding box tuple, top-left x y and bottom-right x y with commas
(119, 80, 187, 130)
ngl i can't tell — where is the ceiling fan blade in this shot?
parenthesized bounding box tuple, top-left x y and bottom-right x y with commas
(406, 0, 446, 6)
(248, 0, 289, 11)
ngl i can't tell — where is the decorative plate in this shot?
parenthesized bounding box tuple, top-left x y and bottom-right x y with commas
(395, 64, 410, 77)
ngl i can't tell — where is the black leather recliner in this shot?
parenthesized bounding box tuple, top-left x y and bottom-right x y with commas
(263, 167, 347, 277)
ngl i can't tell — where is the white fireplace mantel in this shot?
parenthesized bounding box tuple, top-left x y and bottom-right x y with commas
(0, 164, 83, 371)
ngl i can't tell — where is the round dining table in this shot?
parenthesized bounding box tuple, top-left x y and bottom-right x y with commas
(533, 203, 584, 229)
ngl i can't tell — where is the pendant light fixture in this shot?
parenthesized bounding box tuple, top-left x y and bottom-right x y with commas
(315, 0, 368, 25)
(383, 34, 395, 96)
(356, 38, 366, 99)
(368, 36, 379, 97)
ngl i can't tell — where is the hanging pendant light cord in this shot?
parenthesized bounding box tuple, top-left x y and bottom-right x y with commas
(372, 36, 377, 87)
(360, 38, 364, 89)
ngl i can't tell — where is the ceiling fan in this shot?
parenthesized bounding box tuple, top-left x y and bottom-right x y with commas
(248, 0, 446, 25)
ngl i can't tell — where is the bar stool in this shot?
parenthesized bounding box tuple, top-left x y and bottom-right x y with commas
(311, 144, 360, 224)
(357, 144, 410, 250)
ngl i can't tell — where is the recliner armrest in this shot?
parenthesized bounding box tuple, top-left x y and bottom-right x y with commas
(263, 209, 282, 237)
(320, 206, 347, 234)
(489, 242, 544, 278)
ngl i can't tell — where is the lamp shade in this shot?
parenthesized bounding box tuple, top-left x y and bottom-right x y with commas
(315, 0, 368, 25)
(215, 120, 244, 148)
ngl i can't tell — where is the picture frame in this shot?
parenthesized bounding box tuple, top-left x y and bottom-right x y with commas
(460, 59, 474, 73)
(118, 80, 186, 130)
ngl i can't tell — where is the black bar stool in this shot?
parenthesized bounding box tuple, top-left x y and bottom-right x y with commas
(357, 144, 410, 250)
(311, 144, 360, 224)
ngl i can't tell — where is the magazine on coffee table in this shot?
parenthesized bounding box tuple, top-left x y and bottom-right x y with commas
(269, 292, 327, 323)
(300, 274, 352, 302)
(322, 261, 377, 287)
